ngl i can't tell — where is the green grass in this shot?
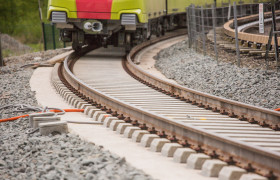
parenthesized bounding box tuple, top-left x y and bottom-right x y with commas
(28, 43, 44, 52)
(2, 49, 14, 58)
(2, 43, 44, 58)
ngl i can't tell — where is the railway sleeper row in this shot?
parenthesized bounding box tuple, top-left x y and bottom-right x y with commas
(125, 32, 280, 131)
(53, 32, 280, 178)
(124, 58, 279, 131)
(52, 62, 273, 180)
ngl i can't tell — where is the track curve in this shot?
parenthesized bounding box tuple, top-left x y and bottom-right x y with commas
(55, 31, 280, 178)
(224, 10, 280, 45)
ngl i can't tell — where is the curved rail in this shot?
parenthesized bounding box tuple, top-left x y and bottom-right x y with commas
(60, 32, 280, 177)
(224, 10, 280, 45)
(127, 35, 280, 129)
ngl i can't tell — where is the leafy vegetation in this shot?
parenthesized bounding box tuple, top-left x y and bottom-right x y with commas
(0, 0, 48, 44)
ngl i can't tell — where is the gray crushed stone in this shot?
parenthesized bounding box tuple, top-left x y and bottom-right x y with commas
(1, 34, 31, 52)
(0, 120, 153, 180)
(0, 50, 154, 180)
(0, 49, 68, 119)
(155, 40, 280, 109)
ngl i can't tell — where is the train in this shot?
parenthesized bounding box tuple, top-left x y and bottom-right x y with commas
(47, 0, 269, 51)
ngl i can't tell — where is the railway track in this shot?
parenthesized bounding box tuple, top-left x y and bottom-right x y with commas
(51, 30, 280, 179)
(224, 11, 280, 45)
(223, 10, 280, 61)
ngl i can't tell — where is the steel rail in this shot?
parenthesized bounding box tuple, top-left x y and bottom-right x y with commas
(224, 10, 280, 45)
(127, 35, 280, 129)
(61, 32, 280, 177)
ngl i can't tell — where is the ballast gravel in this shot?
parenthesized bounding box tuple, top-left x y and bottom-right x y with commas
(0, 120, 153, 180)
(0, 49, 68, 119)
(155, 41, 280, 110)
(0, 50, 154, 180)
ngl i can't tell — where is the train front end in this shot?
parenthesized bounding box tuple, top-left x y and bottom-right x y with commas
(47, 0, 149, 51)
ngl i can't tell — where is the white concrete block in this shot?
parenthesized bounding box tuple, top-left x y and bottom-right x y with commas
(84, 106, 93, 115)
(52, 82, 58, 88)
(63, 92, 73, 99)
(173, 148, 196, 163)
(65, 94, 71, 102)
(218, 166, 247, 180)
(59, 86, 68, 91)
(61, 90, 70, 96)
(53, 85, 59, 92)
(187, 153, 211, 170)
(132, 130, 149, 142)
(97, 114, 112, 122)
(201, 159, 227, 177)
(68, 95, 78, 103)
(103, 117, 119, 127)
(76, 102, 88, 109)
(73, 99, 83, 108)
(29, 112, 55, 127)
(61, 89, 71, 95)
(240, 173, 268, 180)
(110, 120, 125, 131)
(150, 139, 170, 152)
(60, 88, 69, 95)
(58, 87, 67, 94)
(123, 127, 141, 138)
(58, 86, 67, 90)
(140, 134, 160, 147)
(39, 121, 68, 136)
(70, 97, 77, 104)
(66, 95, 76, 103)
(55, 87, 60, 93)
(70, 97, 81, 107)
(116, 123, 133, 134)
(80, 103, 92, 109)
(33, 116, 61, 128)
(87, 108, 100, 118)
(79, 103, 91, 110)
(92, 111, 106, 121)
(161, 143, 183, 157)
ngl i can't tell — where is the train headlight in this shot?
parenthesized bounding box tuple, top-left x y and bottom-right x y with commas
(84, 22, 92, 30)
(92, 22, 103, 32)
(83, 20, 103, 34)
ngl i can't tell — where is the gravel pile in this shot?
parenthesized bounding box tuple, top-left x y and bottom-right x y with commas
(155, 40, 280, 109)
(0, 50, 154, 180)
(1, 34, 31, 52)
(3, 48, 68, 66)
(0, 119, 152, 180)
(0, 48, 68, 119)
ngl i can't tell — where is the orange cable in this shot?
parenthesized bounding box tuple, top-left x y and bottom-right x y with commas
(0, 109, 84, 123)
(50, 109, 84, 113)
(0, 114, 29, 123)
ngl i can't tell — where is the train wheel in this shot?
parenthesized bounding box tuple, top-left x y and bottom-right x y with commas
(156, 24, 162, 37)
(72, 31, 83, 51)
(125, 33, 132, 52)
(72, 42, 82, 51)
(162, 19, 168, 36)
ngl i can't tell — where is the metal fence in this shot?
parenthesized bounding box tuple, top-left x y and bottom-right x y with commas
(187, 2, 280, 69)
(42, 23, 66, 51)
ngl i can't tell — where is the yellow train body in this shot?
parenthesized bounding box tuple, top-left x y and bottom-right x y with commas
(47, 0, 270, 50)
(48, 0, 270, 22)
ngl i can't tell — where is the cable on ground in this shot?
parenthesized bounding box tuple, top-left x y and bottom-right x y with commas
(0, 104, 84, 123)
